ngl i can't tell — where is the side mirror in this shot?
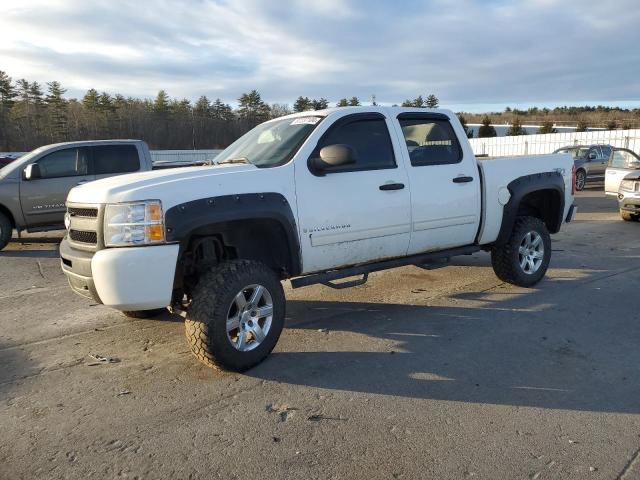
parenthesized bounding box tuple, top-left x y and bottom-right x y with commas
(23, 163, 41, 180)
(588, 152, 597, 160)
(308, 144, 356, 176)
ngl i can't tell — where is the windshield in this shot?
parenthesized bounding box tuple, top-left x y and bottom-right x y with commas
(215, 116, 323, 167)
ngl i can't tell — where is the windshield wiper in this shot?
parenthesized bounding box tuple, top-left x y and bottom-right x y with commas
(217, 157, 249, 165)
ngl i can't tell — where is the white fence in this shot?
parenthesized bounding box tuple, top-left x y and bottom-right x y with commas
(469, 129, 640, 157)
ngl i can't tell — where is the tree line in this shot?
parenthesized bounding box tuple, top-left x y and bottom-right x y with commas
(0, 70, 445, 151)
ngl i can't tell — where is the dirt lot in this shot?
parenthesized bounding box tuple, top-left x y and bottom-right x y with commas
(1, 186, 639, 480)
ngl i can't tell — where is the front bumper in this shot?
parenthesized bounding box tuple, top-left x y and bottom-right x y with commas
(60, 237, 180, 310)
(618, 192, 640, 213)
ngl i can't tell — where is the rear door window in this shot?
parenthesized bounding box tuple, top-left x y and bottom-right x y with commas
(398, 118, 462, 166)
(92, 145, 140, 174)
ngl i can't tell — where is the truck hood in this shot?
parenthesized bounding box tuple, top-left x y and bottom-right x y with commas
(67, 163, 260, 205)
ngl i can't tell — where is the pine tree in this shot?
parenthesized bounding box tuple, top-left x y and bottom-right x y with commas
(237, 90, 270, 125)
(576, 120, 588, 132)
(194, 96, 211, 117)
(211, 98, 233, 120)
(45, 81, 68, 141)
(311, 98, 329, 110)
(348, 96, 360, 106)
(478, 115, 497, 138)
(82, 89, 100, 111)
(0, 71, 16, 149)
(507, 117, 527, 136)
(336, 98, 349, 107)
(425, 94, 439, 108)
(154, 90, 170, 114)
(0, 71, 16, 109)
(537, 121, 557, 134)
(293, 96, 312, 112)
(458, 114, 473, 138)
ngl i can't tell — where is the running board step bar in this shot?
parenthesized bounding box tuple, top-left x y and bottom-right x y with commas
(290, 245, 480, 289)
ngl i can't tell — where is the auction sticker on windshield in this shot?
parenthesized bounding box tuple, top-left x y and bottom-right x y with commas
(290, 117, 321, 125)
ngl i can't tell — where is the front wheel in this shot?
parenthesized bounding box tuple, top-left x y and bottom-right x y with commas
(491, 216, 551, 287)
(620, 210, 640, 222)
(185, 260, 285, 371)
(575, 169, 587, 191)
(0, 211, 12, 251)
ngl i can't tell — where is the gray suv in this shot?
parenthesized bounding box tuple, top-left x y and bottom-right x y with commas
(0, 140, 153, 250)
(553, 145, 612, 191)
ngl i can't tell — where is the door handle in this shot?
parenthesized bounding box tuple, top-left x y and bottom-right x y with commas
(76, 181, 89, 186)
(452, 176, 474, 183)
(379, 183, 405, 191)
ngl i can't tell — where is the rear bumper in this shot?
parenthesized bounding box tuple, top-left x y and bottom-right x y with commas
(60, 237, 179, 310)
(565, 204, 578, 223)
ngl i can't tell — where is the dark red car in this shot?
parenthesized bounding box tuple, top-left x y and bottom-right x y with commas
(0, 156, 17, 168)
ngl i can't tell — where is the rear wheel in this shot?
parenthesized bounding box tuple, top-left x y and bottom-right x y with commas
(185, 260, 285, 371)
(575, 169, 587, 191)
(0, 211, 12, 251)
(620, 210, 640, 222)
(491, 216, 551, 287)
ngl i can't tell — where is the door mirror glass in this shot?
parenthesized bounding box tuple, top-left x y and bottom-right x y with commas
(319, 144, 356, 167)
(309, 144, 356, 175)
(23, 163, 41, 180)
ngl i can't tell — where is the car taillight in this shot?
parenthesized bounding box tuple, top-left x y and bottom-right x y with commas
(571, 164, 576, 195)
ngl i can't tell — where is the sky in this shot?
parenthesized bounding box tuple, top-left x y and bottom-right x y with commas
(1, 0, 639, 112)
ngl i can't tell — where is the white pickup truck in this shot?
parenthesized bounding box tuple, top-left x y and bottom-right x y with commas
(60, 107, 576, 371)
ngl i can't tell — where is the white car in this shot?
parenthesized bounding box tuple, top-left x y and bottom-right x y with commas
(60, 107, 575, 371)
(605, 148, 640, 195)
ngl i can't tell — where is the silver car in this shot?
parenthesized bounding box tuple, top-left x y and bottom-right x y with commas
(605, 148, 640, 196)
(553, 145, 611, 191)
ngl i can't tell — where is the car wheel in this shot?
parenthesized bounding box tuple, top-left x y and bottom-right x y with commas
(620, 210, 640, 222)
(491, 216, 551, 288)
(575, 169, 586, 191)
(0, 211, 12, 251)
(185, 260, 285, 371)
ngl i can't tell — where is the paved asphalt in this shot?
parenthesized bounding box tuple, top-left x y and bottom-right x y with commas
(1, 185, 639, 479)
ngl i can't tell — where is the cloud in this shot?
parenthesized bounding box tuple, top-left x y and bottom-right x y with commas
(1, 0, 639, 108)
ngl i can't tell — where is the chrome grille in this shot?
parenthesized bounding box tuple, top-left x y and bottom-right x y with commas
(66, 202, 101, 252)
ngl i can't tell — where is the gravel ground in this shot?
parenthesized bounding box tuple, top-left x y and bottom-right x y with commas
(1, 185, 639, 480)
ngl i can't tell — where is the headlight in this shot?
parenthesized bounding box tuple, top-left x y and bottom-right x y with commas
(620, 180, 636, 192)
(104, 200, 165, 247)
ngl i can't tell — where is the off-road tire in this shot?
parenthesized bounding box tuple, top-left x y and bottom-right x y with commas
(575, 169, 587, 191)
(491, 216, 551, 287)
(620, 210, 640, 222)
(121, 308, 166, 319)
(0, 211, 12, 251)
(185, 260, 285, 372)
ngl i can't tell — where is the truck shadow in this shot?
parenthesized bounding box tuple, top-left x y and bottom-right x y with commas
(0, 344, 34, 401)
(249, 272, 640, 413)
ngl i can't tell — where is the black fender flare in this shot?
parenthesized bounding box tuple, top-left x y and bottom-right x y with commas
(164, 192, 302, 276)
(495, 172, 565, 245)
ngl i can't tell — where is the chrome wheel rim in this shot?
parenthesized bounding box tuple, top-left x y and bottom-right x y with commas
(576, 171, 586, 190)
(226, 284, 273, 351)
(518, 231, 544, 275)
